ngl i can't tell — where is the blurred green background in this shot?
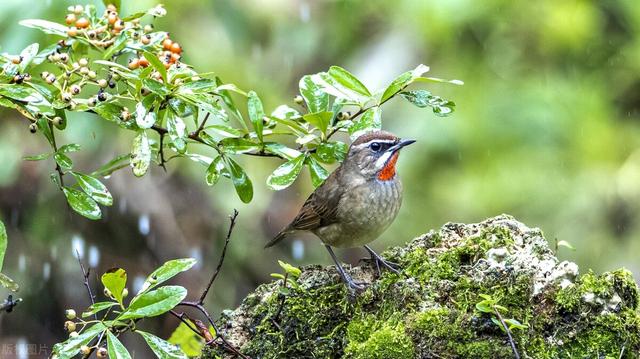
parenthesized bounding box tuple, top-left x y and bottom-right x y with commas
(1, 0, 639, 356)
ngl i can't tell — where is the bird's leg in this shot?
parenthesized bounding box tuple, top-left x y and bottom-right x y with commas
(325, 245, 366, 291)
(364, 245, 401, 275)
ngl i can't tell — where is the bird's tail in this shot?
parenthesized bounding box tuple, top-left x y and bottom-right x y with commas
(264, 228, 292, 248)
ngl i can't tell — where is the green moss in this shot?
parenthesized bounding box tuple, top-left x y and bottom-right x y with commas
(344, 317, 414, 359)
(204, 216, 640, 359)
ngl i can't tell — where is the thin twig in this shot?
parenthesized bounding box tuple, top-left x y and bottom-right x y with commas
(193, 112, 211, 137)
(270, 273, 288, 331)
(49, 121, 65, 187)
(158, 132, 167, 172)
(494, 308, 520, 359)
(199, 209, 238, 305)
(76, 249, 97, 320)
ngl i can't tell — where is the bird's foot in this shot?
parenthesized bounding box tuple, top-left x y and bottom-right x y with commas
(364, 245, 402, 276)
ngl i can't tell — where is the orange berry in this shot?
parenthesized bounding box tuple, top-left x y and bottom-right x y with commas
(128, 58, 140, 69)
(114, 20, 125, 30)
(138, 58, 149, 67)
(170, 52, 181, 63)
(65, 14, 76, 25)
(162, 38, 173, 50)
(67, 27, 78, 37)
(11, 56, 22, 64)
(141, 35, 151, 45)
(170, 42, 182, 54)
(107, 4, 117, 11)
(108, 13, 117, 25)
(75, 18, 89, 29)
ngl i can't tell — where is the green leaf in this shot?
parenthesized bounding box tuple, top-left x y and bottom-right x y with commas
(328, 66, 371, 97)
(137, 330, 188, 359)
(59, 143, 81, 153)
(303, 111, 333, 135)
(222, 156, 253, 203)
(121, 286, 187, 320)
(316, 141, 348, 163)
(23, 152, 52, 161)
(247, 91, 265, 143)
(557, 240, 575, 251)
(505, 318, 529, 330)
(415, 76, 464, 86)
(137, 258, 196, 295)
(264, 143, 303, 160)
(266, 154, 305, 190)
(71, 172, 113, 206)
(92, 154, 130, 177)
(94, 102, 133, 129)
(205, 156, 223, 186)
(168, 320, 204, 357)
(52, 323, 106, 357)
(271, 105, 301, 120)
(205, 124, 244, 138)
(299, 75, 329, 113)
(0, 220, 6, 271)
(18, 43, 39, 72)
(101, 268, 127, 305)
(475, 300, 493, 313)
(82, 301, 119, 318)
(54, 152, 73, 170)
(143, 51, 167, 82)
(165, 110, 187, 153)
(349, 107, 381, 139)
(399, 90, 455, 117)
(0, 84, 45, 103)
(179, 79, 217, 93)
(103, 31, 128, 60)
(142, 78, 170, 96)
(19, 19, 68, 36)
(136, 102, 157, 129)
(215, 76, 245, 125)
(380, 64, 430, 104)
(220, 138, 261, 154)
(0, 272, 19, 291)
(107, 330, 132, 359)
(131, 131, 151, 177)
(277, 260, 301, 278)
(62, 186, 101, 220)
(312, 72, 369, 104)
(306, 155, 329, 187)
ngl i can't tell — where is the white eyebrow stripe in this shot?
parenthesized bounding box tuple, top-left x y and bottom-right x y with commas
(353, 139, 396, 149)
(375, 151, 393, 168)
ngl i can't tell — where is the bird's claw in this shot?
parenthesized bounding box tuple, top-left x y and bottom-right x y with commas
(372, 257, 401, 276)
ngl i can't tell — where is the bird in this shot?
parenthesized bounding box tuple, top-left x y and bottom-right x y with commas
(265, 130, 415, 291)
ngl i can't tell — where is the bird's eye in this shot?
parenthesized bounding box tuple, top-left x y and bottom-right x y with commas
(370, 142, 382, 152)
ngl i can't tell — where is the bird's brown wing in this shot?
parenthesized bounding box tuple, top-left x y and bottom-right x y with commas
(288, 190, 340, 231)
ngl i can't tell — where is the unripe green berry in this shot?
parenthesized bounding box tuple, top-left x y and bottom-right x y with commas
(98, 79, 108, 88)
(69, 331, 78, 338)
(80, 345, 91, 355)
(64, 321, 76, 332)
(88, 70, 97, 79)
(79, 58, 88, 67)
(65, 309, 76, 319)
(294, 95, 304, 104)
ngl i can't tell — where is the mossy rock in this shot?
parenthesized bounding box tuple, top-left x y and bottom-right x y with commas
(203, 215, 640, 358)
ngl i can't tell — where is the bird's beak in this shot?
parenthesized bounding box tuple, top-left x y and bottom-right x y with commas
(387, 139, 416, 153)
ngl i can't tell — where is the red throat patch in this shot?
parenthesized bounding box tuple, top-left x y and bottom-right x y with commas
(377, 152, 400, 181)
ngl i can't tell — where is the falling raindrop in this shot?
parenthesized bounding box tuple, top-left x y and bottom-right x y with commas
(43, 262, 51, 281)
(18, 254, 26, 272)
(133, 275, 146, 294)
(138, 214, 150, 236)
(299, 1, 310, 23)
(72, 235, 85, 258)
(292, 239, 305, 260)
(189, 247, 202, 269)
(89, 246, 100, 267)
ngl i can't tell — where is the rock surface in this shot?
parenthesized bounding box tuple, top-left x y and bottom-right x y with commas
(204, 215, 640, 358)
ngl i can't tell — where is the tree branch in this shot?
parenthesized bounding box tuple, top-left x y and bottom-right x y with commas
(76, 249, 97, 320)
(199, 209, 238, 305)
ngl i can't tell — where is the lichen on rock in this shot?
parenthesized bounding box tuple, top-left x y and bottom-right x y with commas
(203, 215, 640, 358)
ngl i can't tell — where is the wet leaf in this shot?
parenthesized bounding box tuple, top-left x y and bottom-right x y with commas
(247, 91, 265, 143)
(121, 286, 187, 320)
(306, 155, 329, 187)
(315, 141, 348, 163)
(205, 124, 244, 138)
(311, 72, 369, 104)
(19, 19, 69, 36)
(299, 75, 329, 113)
(328, 66, 371, 97)
(0, 272, 19, 291)
(23, 152, 53, 161)
(166, 110, 187, 153)
(400, 90, 455, 117)
(266, 154, 305, 190)
(92, 154, 130, 177)
(52, 323, 106, 357)
(168, 320, 204, 357)
(349, 107, 381, 139)
(277, 260, 302, 278)
(136, 102, 156, 129)
(63, 187, 101, 219)
(223, 156, 253, 203)
(82, 301, 119, 318)
(0, 220, 6, 271)
(264, 143, 303, 160)
(102, 268, 127, 305)
(303, 111, 332, 135)
(137, 258, 196, 295)
(142, 78, 170, 96)
(380, 64, 430, 104)
(71, 172, 113, 206)
(557, 240, 575, 251)
(137, 330, 188, 359)
(220, 138, 261, 154)
(131, 131, 151, 177)
(59, 143, 81, 153)
(0, 84, 45, 103)
(107, 330, 132, 359)
(18, 43, 39, 72)
(143, 51, 167, 82)
(205, 156, 224, 186)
